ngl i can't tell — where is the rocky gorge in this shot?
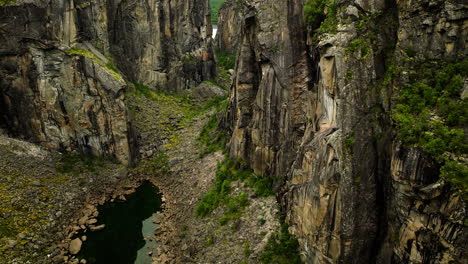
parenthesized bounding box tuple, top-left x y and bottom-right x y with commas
(0, 0, 467, 263)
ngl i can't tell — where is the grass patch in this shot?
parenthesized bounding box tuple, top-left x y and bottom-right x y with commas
(137, 151, 170, 175)
(198, 114, 227, 157)
(259, 223, 303, 264)
(196, 158, 275, 219)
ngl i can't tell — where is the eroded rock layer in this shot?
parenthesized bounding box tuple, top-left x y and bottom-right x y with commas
(221, 0, 468, 263)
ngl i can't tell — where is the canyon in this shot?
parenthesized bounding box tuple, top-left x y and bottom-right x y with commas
(0, 0, 467, 263)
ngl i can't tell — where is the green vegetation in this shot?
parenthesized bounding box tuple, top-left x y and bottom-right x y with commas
(137, 151, 170, 175)
(56, 154, 108, 174)
(243, 241, 251, 257)
(196, 158, 275, 220)
(345, 71, 353, 83)
(403, 46, 417, 58)
(0, 0, 15, 6)
(215, 49, 236, 70)
(392, 59, 468, 198)
(345, 38, 370, 59)
(259, 223, 303, 264)
(130, 82, 227, 149)
(210, 0, 226, 25)
(304, 0, 337, 34)
(198, 113, 227, 157)
(345, 136, 355, 150)
(67, 48, 123, 82)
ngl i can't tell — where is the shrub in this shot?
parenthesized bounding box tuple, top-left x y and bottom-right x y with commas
(215, 49, 236, 70)
(304, 0, 337, 34)
(196, 158, 275, 221)
(304, 0, 327, 28)
(260, 223, 303, 264)
(392, 59, 468, 197)
(197, 113, 227, 157)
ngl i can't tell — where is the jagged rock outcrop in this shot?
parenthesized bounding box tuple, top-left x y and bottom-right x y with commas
(0, 1, 133, 164)
(225, 0, 467, 263)
(0, 0, 215, 163)
(215, 0, 245, 53)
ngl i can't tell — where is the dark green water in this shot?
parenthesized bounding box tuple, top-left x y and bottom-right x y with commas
(77, 182, 162, 264)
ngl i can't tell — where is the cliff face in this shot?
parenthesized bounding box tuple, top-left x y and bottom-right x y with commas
(107, 0, 216, 92)
(215, 0, 244, 53)
(227, 0, 310, 177)
(0, 0, 215, 163)
(222, 0, 468, 263)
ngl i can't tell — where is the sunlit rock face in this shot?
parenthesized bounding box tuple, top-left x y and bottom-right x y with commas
(224, 0, 468, 263)
(0, 0, 215, 163)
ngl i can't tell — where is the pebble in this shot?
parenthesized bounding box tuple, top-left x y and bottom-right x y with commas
(87, 218, 97, 225)
(69, 238, 82, 255)
(90, 224, 105, 231)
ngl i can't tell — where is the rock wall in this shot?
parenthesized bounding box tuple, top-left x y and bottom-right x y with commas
(0, 1, 133, 164)
(227, 0, 311, 177)
(107, 0, 216, 92)
(223, 0, 468, 263)
(0, 0, 215, 163)
(215, 0, 244, 53)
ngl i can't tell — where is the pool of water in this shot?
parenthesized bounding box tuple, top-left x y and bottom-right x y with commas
(76, 182, 163, 264)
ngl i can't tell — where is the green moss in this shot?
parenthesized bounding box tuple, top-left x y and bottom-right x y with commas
(345, 136, 355, 150)
(345, 71, 353, 83)
(67, 48, 124, 82)
(354, 175, 362, 183)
